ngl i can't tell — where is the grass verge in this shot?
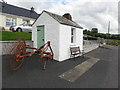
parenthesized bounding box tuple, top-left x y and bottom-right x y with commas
(1, 31, 32, 41)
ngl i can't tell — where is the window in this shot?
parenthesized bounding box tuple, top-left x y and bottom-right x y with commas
(71, 28, 76, 43)
(23, 19, 30, 24)
(6, 17, 16, 26)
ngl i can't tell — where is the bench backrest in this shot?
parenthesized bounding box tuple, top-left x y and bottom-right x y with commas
(70, 46, 80, 54)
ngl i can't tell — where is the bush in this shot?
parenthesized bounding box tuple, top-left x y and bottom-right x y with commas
(85, 35, 97, 40)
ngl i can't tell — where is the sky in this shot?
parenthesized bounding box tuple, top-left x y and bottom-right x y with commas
(2, 0, 119, 34)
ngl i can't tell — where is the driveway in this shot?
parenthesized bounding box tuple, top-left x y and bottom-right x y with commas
(2, 45, 118, 88)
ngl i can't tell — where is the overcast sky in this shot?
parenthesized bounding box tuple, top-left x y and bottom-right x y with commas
(3, 0, 119, 34)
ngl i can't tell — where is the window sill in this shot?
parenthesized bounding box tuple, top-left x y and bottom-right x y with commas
(70, 43, 77, 47)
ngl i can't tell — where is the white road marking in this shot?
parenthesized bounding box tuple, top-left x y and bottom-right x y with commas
(59, 57, 100, 82)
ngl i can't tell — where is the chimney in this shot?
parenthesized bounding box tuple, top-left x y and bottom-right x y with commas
(63, 13, 72, 20)
(31, 7, 34, 12)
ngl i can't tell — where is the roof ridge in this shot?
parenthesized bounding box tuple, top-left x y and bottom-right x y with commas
(43, 10, 65, 19)
(2, 2, 37, 13)
(2, 3, 23, 11)
(43, 10, 83, 29)
(1, 2, 39, 19)
(43, 10, 73, 21)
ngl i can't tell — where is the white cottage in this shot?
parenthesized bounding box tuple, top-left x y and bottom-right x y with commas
(32, 10, 83, 61)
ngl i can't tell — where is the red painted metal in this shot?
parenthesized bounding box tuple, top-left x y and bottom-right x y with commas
(10, 40, 54, 70)
(18, 41, 53, 59)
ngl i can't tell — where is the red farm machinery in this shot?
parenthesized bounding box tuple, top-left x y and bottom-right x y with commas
(9, 38, 54, 70)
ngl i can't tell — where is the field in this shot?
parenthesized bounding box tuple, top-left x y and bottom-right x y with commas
(84, 34, 120, 46)
(1, 31, 32, 41)
(105, 39, 120, 46)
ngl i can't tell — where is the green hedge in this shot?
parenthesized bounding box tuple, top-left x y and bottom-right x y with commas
(84, 34, 97, 40)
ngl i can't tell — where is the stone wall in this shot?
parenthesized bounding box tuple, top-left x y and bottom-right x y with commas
(0, 41, 33, 55)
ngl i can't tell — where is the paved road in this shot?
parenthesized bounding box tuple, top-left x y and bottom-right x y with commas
(84, 45, 118, 88)
(2, 45, 118, 88)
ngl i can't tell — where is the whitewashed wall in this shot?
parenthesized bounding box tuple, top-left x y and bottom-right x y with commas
(0, 14, 3, 28)
(0, 14, 5, 29)
(59, 24, 83, 61)
(32, 11, 83, 61)
(59, 24, 71, 61)
(76, 28, 83, 51)
(32, 12, 60, 60)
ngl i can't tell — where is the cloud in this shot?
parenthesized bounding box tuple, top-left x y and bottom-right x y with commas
(4, 0, 119, 34)
(46, 0, 118, 34)
(48, 0, 118, 34)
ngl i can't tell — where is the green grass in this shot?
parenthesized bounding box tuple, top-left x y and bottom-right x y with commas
(1, 31, 32, 41)
(105, 39, 120, 46)
(84, 34, 120, 46)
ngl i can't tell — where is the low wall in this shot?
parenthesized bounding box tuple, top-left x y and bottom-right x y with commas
(1, 40, 100, 55)
(83, 40, 98, 45)
(0, 41, 33, 55)
(83, 40, 99, 53)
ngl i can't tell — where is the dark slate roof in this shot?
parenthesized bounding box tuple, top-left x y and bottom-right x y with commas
(44, 10, 83, 29)
(0, 2, 39, 19)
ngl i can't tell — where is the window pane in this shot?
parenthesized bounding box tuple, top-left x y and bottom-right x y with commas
(6, 18, 11, 22)
(71, 28, 74, 35)
(71, 28, 76, 43)
(71, 36, 73, 43)
(6, 18, 11, 26)
(12, 18, 16, 26)
(6, 22, 11, 26)
(6, 17, 16, 26)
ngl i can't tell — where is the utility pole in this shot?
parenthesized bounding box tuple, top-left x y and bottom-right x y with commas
(107, 21, 110, 44)
(108, 21, 110, 34)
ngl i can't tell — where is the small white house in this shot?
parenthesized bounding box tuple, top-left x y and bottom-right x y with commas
(32, 10, 83, 61)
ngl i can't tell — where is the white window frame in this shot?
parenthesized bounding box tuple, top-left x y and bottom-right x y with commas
(6, 17, 16, 26)
(71, 28, 76, 44)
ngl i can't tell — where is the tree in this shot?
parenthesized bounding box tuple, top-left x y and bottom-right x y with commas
(83, 29, 91, 35)
(91, 28, 98, 33)
(83, 29, 88, 34)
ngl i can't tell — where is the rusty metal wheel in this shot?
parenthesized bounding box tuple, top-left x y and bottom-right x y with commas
(9, 39, 26, 70)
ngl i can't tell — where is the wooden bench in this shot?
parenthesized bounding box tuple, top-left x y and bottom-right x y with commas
(70, 46, 84, 59)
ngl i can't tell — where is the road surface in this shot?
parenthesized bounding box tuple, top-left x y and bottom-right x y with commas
(2, 45, 118, 88)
